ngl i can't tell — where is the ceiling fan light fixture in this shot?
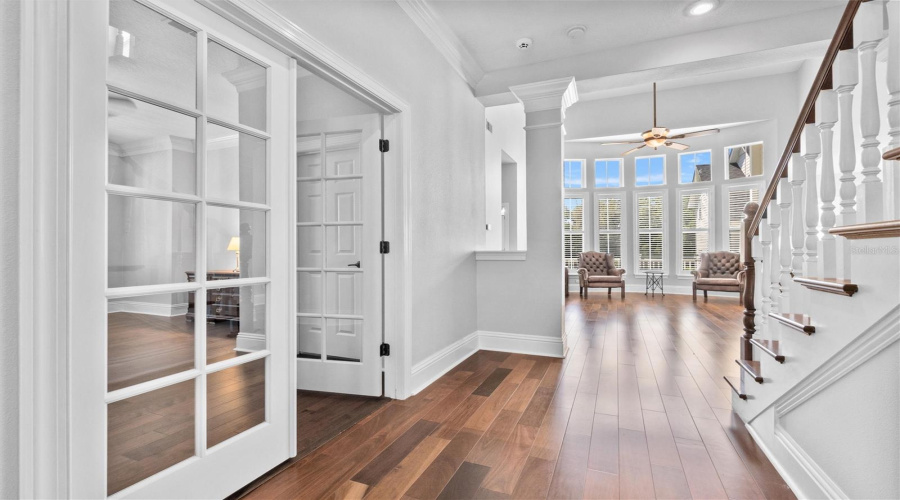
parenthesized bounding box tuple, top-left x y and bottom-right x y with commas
(685, 0, 718, 17)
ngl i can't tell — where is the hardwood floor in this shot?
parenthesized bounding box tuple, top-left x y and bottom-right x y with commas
(244, 293, 794, 500)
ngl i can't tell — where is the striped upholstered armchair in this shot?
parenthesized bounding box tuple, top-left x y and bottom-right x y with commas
(577, 251, 626, 298)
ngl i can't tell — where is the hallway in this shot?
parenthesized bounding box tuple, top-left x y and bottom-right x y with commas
(242, 293, 793, 499)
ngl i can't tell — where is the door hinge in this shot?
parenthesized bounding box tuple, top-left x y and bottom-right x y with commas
(380, 343, 391, 356)
(379, 139, 390, 153)
(380, 241, 390, 254)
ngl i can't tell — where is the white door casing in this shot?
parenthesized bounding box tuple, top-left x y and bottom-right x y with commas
(69, 0, 293, 497)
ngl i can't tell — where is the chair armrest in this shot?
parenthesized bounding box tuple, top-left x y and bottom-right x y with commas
(735, 270, 747, 285)
(578, 268, 588, 285)
(612, 268, 626, 278)
(692, 270, 709, 279)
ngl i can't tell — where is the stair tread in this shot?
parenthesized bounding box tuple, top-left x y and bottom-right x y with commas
(794, 276, 858, 296)
(750, 338, 785, 363)
(769, 312, 816, 334)
(724, 376, 747, 400)
(735, 359, 764, 383)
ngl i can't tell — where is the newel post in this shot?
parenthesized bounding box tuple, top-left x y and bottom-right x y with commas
(740, 202, 760, 361)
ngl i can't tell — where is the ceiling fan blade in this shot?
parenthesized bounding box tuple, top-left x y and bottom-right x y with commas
(665, 141, 690, 151)
(597, 140, 645, 146)
(623, 144, 646, 156)
(668, 128, 720, 140)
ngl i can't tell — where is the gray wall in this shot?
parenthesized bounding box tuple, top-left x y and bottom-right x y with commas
(0, 0, 20, 496)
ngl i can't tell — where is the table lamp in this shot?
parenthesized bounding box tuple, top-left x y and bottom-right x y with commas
(227, 236, 240, 272)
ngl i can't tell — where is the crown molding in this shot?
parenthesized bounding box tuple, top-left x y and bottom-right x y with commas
(394, 0, 484, 91)
(509, 77, 578, 114)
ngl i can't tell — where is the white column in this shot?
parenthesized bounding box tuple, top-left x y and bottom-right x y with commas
(790, 153, 806, 276)
(759, 218, 772, 328)
(856, 1, 887, 222)
(834, 47, 858, 279)
(802, 124, 820, 277)
(886, 0, 900, 219)
(778, 178, 792, 314)
(506, 77, 578, 352)
(768, 202, 781, 316)
(816, 90, 838, 278)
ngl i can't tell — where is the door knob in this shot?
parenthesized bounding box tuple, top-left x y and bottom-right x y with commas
(348, 261, 361, 268)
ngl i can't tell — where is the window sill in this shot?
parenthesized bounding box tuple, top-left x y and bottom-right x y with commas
(475, 251, 527, 261)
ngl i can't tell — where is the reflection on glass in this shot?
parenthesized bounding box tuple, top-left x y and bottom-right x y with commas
(207, 358, 266, 448)
(325, 179, 361, 222)
(108, 0, 197, 109)
(726, 144, 763, 179)
(207, 123, 266, 204)
(297, 317, 322, 360)
(206, 206, 266, 279)
(108, 195, 196, 288)
(326, 318, 362, 363)
(207, 41, 267, 131)
(107, 379, 195, 495)
(206, 284, 266, 364)
(325, 272, 362, 315)
(325, 132, 361, 176)
(297, 226, 322, 268)
(108, 92, 197, 194)
(108, 293, 194, 391)
(297, 181, 323, 223)
(297, 271, 322, 314)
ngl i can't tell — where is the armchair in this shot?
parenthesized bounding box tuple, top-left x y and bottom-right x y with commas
(577, 251, 626, 298)
(691, 251, 745, 301)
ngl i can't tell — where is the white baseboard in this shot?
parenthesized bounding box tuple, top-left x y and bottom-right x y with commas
(744, 421, 812, 500)
(410, 330, 565, 395)
(235, 332, 266, 353)
(410, 331, 479, 395)
(107, 300, 189, 317)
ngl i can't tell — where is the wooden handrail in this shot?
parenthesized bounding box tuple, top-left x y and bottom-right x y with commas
(747, 0, 864, 238)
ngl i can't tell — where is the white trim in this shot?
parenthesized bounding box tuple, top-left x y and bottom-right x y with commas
(743, 420, 809, 500)
(773, 429, 848, 499)
(107, 300, 189, 317)
(477, 331, 565, 358)
(410, 331, 479, 395)
(509, 77, 578, 115)
(393, 0, 484, 90)
(235, 332, 267, 353)
(475, 251, 527, 261)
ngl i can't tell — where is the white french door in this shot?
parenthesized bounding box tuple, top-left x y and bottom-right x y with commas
(69, 0, 293, 497)
(295, 114, 384, 396)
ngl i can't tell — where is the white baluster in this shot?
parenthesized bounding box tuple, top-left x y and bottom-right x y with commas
(802, 124, 820, 277)
(856, 1, 887, 222)
(887, 0, 900, 219)
(768, 202, 781, 316)
(760, 218, 772, 328)
(790, 153, 806, 276)
(817, 90, 838, 278)
(778, 178, 793, 315)
(834, 47, 858, 279)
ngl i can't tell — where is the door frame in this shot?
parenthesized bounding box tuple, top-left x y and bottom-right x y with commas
(198, 0, 414, 401)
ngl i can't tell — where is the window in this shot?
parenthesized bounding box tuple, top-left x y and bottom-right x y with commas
(595, 159, 622, 188)
(564, 197, 584, 268)
(595, 195, 623, 268)
(725, 143, 764, 179)
(564, 160, 585, 188)
(635, 156, 665, 186)
(636, 193, 665, 271)
(679, 150, 712, 184)
(727, 186, 760, 253)
(679, 189, 711, 273)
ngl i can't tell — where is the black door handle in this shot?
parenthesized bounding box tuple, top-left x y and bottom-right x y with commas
(348, 261, 361, 268)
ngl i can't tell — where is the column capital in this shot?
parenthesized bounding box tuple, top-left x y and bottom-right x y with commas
(509, 77, 578, 115)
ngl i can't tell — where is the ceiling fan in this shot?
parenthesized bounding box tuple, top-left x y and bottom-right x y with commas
(598, 83, 720, 155)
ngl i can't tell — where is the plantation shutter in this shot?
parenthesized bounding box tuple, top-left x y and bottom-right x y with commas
(680, 191, 710, 272)
(637, 194, 664, 271)
(728, 187, 759, 253)
(596, 196, 623, 267)
(564, 198, 584, 268)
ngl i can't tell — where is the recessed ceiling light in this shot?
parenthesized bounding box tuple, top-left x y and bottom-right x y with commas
(685, 0, 719, 16)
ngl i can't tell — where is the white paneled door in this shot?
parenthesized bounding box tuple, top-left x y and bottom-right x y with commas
(296, 114, 384, 396)
(69, 0, 293, 497)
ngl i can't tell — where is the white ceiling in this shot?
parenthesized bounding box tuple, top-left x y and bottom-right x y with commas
(428, 0, 841, 74)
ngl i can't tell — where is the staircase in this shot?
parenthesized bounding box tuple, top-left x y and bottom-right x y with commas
(729, 1, 900, 498)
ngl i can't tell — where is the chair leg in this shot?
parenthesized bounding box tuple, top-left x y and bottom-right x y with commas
(692, 283, 697, 301)
(621, 286, 625, 299)
(608, 288, 612, 297)
(703, 290, 708, 300)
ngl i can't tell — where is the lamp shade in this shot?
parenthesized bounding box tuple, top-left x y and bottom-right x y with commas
(227, 237, 240, 252)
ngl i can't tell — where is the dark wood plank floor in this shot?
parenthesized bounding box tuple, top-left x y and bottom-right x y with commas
(244, 293, 794, 500)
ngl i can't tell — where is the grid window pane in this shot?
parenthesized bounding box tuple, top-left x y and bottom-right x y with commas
(207, 358, 266, 448)
(636, 156, 665, 186)
(637, 195, 664, 271)
(206, 206, 266, 279)
(207, 40, 267, 131)
(206, 284, 267, 364)
(594, 159, 622, 188)
(726, 144, 764, 179)
(680, 191, 710, 271)
(564, 197, 584, 268)
(206, 123, 267, 204)
(728, 187, 760, 253)
(679, 151, 712, 184)
(564, 160, 584, 188)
